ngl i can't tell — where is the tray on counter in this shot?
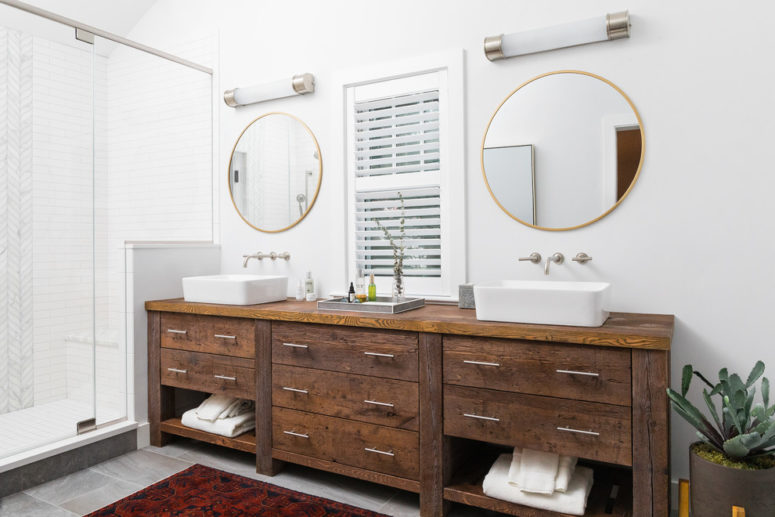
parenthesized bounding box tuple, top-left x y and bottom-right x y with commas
(317, 296, 425, 314)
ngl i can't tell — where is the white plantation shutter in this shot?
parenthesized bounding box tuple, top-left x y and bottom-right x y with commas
(355, 187, 441, 277)
(344, 58, 465, 299)
(352, 86, 443, 286)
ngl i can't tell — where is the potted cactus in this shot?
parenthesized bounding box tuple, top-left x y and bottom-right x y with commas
(667, 360, 775, 516)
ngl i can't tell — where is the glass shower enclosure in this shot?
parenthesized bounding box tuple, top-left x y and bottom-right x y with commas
(0, 1, 213, 463)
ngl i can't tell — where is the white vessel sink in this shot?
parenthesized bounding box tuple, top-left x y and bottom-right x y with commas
(473, 280, 610, 327)
(182, 274, 288, 305)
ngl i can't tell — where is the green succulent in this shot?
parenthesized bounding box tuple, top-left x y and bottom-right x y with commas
(666, 360, 775, 461)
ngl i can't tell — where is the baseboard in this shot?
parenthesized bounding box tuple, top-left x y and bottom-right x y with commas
(136, 422, 150, 449)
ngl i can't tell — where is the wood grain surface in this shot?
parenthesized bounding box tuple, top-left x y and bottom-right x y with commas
(146, 299, 673, 350)
(161, 312, 256, 358)
(443, 385, 633, 466)
(272, 364, 419, 430)
(272, 321, 419, 381)
(272, 407, 420, 480)
(443, 335, 632, 406)
(160, 348, 255, 399)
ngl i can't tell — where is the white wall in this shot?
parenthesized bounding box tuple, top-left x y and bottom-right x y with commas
(124, 0, 775, 482)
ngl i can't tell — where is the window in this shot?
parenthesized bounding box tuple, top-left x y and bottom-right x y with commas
(343, 53, 465, 298)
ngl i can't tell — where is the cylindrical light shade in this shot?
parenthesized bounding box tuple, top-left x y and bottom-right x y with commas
(485, 11, 630, 61)
(224, 73, 315, 107)
(501, 15, 607, 57)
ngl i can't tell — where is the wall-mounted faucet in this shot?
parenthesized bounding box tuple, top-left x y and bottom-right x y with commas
(518, 252, 542, 264)
(544, 252, 564, 275)
(243, 251, 291, 267)
(572, 252, 592, 264)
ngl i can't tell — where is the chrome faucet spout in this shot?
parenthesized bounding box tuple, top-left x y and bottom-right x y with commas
(544, 252, 564, 275)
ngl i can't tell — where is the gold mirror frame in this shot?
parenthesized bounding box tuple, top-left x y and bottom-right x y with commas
(228, 112, 322, 233)
(481, 70, 645, 231)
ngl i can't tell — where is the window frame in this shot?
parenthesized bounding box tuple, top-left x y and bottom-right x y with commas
(333, 50, 466, 300)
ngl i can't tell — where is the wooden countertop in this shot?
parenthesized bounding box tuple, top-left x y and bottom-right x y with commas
(145, 298, 673, 350)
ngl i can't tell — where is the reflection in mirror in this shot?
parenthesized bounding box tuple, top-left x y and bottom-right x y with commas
(482, 71, 643, 230)
(229, 112, 321, 232)
(482, 145, 535, 225)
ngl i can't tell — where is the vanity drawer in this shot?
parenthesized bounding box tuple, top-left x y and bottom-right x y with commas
(161, 313, 255, 359)
(443, 385, 632, 466)
(272, 364, 419, 430)
(272, 407, 419, 480)
(160, 348, 256, 400)
(443, 335, 631, 406)
(272, 322, 418, 381)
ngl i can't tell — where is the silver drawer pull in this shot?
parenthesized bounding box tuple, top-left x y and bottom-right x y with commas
(167, 329, 187, 334)
(557, 426, 600, 437)
(282, 387, 309, 394)
(364, 352, 394, 358)
(556, 369, 600, 377)
(213, 374, 237, 381)
(166, 368, 187, 374)
(283, 430, 309, 439)
(364, 399, 394, 408)
(283, 342, 309, 349)
(214, 334, 236, 339)
(463, 413, 500, 422)
(463, 360, 501, 367)
(364, 447, 395, 457)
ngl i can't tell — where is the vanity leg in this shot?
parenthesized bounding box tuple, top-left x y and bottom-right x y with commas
(419, 333, 449, 517)
(148, 311, 174, 446)
(632, 349, 671, 516)
(256, 320, 283, 475)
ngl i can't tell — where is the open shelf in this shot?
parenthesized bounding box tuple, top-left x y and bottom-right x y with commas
(443, 450, 633, 517)
(159, 417, 256, 454)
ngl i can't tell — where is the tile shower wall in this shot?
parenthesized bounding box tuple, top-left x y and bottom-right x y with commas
(0, 27, 34, 415)
(29, 36, 105, 408)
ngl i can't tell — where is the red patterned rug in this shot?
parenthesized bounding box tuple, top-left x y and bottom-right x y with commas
(86, 464, 389, 516)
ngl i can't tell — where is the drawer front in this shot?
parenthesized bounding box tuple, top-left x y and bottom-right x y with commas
(161, 348, 256, 399)
(272, 322, 418, 381)
(272, 364, 419, 430)
(443, 335, 631, 406)
(443, 385, 632, 466)
(272, 407, 419, 480)
(161, 313, 255, 358)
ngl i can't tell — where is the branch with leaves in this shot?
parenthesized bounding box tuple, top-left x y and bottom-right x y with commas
(373, 192, 406, 295)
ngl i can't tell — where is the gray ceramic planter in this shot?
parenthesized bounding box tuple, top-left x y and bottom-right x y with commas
(690, 445, 775, 516)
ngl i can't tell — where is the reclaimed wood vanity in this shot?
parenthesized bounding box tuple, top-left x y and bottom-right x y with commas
(146, 299, 673, 517)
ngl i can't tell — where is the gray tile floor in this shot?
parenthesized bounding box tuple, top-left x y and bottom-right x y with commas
(0, 439, 499, 516)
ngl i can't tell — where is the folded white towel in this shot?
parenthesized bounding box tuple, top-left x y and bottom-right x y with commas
(517, 448, 560, 494)
(181, 408, 255, 438)
(195, 394, 239, 422)
(484, 453, 594, 516)
(223, 399, 254, 419)
(508, 448, 578, 493)
(555, 454, 578, 493)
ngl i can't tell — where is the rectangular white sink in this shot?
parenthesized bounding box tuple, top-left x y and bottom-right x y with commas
(473, 280, 610, 327)
(182, 274, 288, 305)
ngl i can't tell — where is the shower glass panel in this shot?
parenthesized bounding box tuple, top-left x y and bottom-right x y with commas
(91, 35, 213, 427)
(0, 5, 97, 459)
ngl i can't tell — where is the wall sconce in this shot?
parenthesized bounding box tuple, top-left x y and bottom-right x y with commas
(223, 73, 315, 107)
(484, 11, 630, 61)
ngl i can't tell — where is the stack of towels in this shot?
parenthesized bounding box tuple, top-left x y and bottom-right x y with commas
(482, 448, 594, 516)
(181, 394, 256, 438)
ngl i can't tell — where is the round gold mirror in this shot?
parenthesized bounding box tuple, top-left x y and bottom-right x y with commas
(482, 70, 644, 231)
(228, 112, 322, 233)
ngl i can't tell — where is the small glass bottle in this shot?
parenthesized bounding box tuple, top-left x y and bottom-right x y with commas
(367, 273, 377, 301)
(348, 282, 356, 303)
(355, 269, 367, 302)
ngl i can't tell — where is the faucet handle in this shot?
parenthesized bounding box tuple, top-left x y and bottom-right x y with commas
(518, 252, 542, 264)
(572, 252, 592, 264)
